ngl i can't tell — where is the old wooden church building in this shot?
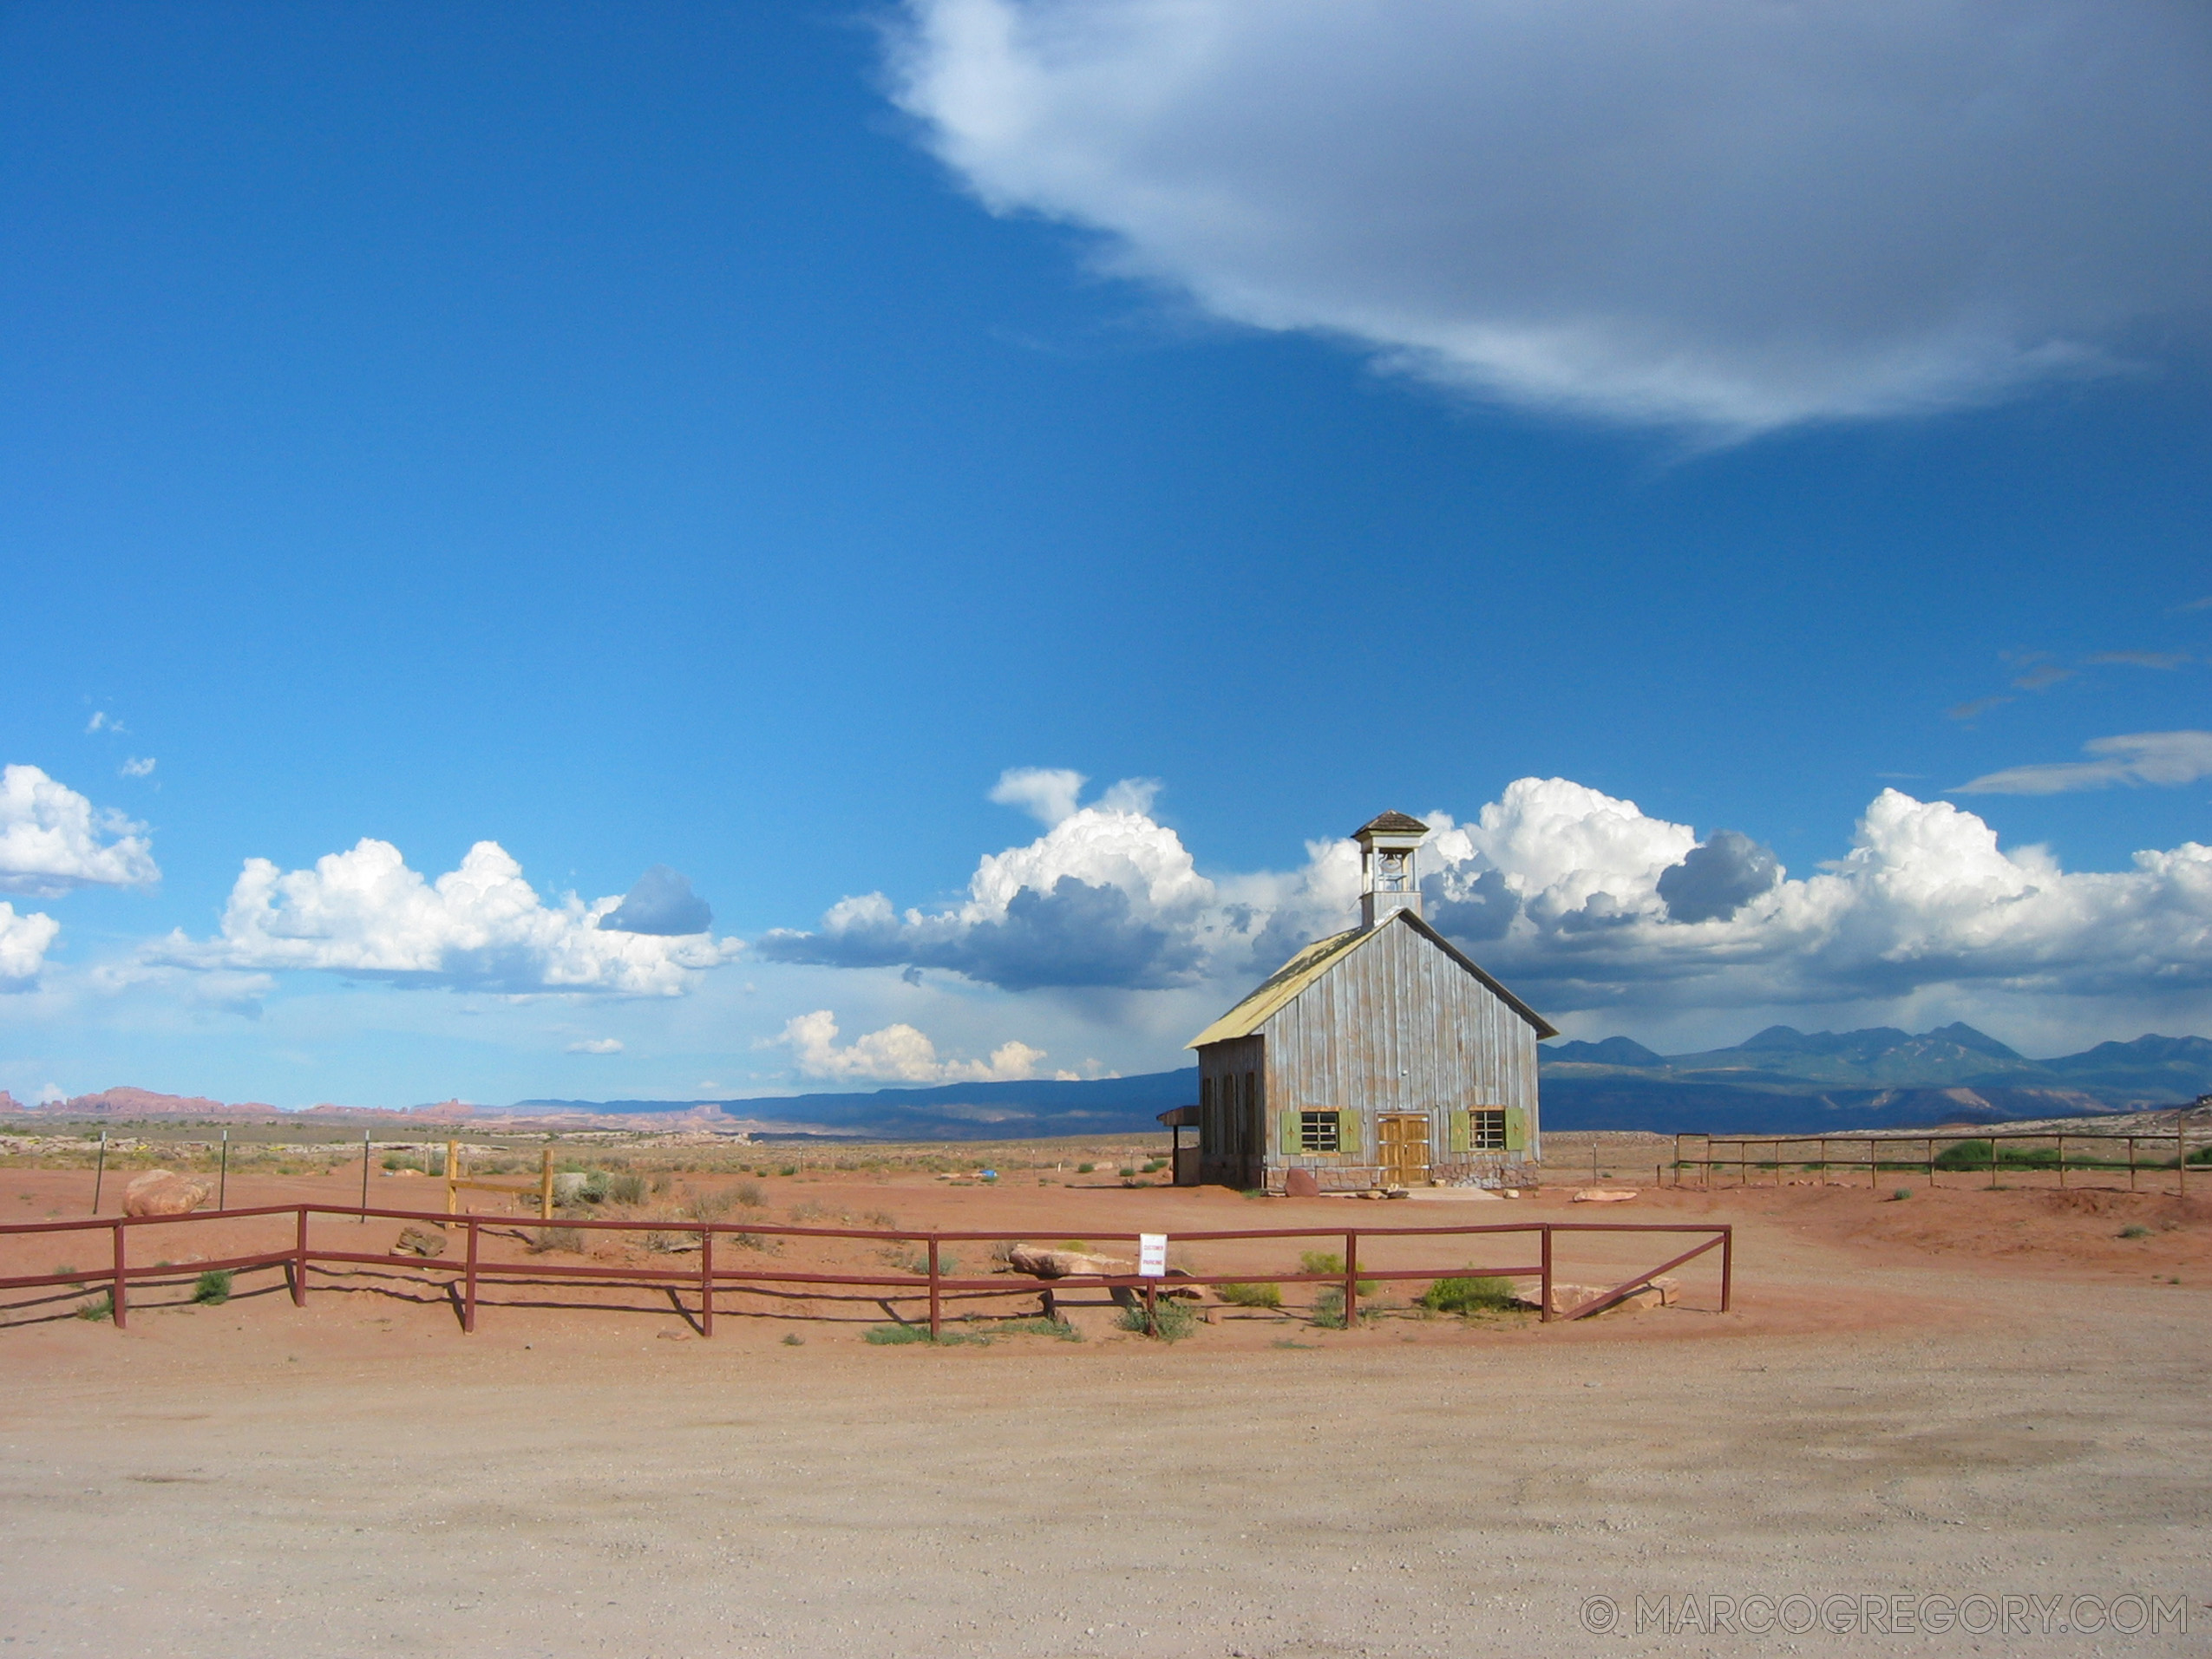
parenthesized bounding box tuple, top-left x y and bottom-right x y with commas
(1186, 811, 1554, 1192)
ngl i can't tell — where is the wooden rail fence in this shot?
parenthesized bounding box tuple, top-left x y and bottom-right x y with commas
(0, 1205, 1731, 1340)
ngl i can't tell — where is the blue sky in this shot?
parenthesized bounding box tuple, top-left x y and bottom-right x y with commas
(3, 1, 2209, 1107)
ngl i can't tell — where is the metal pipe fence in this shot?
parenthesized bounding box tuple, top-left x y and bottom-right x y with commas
(1665, 1127, 2201, 1193)
(0, 1203, 1731, 1340)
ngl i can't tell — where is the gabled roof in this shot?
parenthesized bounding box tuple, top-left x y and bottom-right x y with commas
(1355, 809, 1430, 839)
(1187, 909, 1557, 1048)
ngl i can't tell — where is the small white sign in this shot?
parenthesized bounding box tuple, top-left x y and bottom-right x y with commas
(1137, 1233, 1168, 1277)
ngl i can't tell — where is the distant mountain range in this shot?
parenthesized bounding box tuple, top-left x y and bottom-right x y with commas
(1539, 1024, 2212, 1133)
(9, 1025, 2206, 1140)
(514, 1070, 1200, 1140)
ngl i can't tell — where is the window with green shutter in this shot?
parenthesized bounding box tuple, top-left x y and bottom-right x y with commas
(1296, 1110, 1340, 1153)
(1335, 1109, 1361, 1157)
(1469, 1108, 1506, 1152)
(1279, 1107, 1300, 1158)
(1448, 1108, 1471, 1154)
(1503, 1106, 1528, 1152)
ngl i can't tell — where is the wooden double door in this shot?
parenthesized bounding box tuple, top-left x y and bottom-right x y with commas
(1378, 1113, 1430, 1186)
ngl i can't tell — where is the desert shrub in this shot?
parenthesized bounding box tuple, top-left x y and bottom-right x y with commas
(2120, 1224, 2152, 1239)
(727, 1231, 780, 1253)
(1890, 1188, 1912, 1201)
(997, 1316, 1082, 1342)
(1077, 1162, 1096, 1174)
(863, 1210, 899, 1229)
(1141, 1159, 1167, 1173)
(76, 1290, 113, 1322)
(1299, 1251, 1378, 1294)
(51, 1264, 80, 1283)
(1310, 1287, 1365, 1329)
(1117, 1166, 1137, 1179)
(865, 1323, 985, 1346)
(777, 1165, 799, 1178)
(1418, 1276, 1517, 1315)
(880, 1245, 957, 1277)
(644, 1229, 702, 1254)
(529, 1226, 585, 1254)
(576, 1171, 609, 1204)
(605, 1171, 648, 1205)
(733, 1179, 766, 1209)
(1062, 1240, 1088, 1251)
(682, 1187, 736, 1223)
(1217, 1281, 1283, 1309)
(1934, 1140, 1993, 1170)
(782, 1331, 804, 1346)
(1114, 1298, 1197, 1342)
(789, 1200, 829, 1223)
(649, 1172, 672, 1194)
(990, 1239, 1018, 1267)
(192, 1269, 233, 1304)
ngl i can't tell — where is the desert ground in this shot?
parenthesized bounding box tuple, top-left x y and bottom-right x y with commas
(2, 1140, 2207, 1657)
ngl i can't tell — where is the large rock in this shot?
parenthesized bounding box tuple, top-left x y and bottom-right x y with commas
(1005, 1243, 1134, 1279)
(122, 1170, 213, 1217)
(1525, 1275, 1680, 1316)
(394, 1225, 448, 1257)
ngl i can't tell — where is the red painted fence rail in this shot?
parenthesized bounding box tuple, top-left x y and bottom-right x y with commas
(0, 1204, 1731, 1338)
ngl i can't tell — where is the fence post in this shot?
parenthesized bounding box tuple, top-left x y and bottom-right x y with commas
(446, 1140, 460, 1218)
(2181, 1130, 2189, 1199)
(291, 1206, 308, 1306)
(1539, 1225, 1552, 1324)
(540, 1148, 555, 1221)
(927, 1237, 940, 1341)
(2129, 1135, 2137, 1192)
(112, 1218, 128, 1329)
(1720, 1226, 1732, 1313)
(2058, 1133, 2066, 1190)
(463, 1218, 479, 1334)
(699, 1225, 714, 1338)
(1343, 1230, 1358, 1329)
(92, 1131, 107, 1214)
(360, 1130, 371, 1218)
(1144, 1280, 1157, 1338)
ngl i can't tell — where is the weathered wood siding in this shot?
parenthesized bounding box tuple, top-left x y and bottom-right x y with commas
(1195, 1033, 1266, 1190)
(1261, 918, 1541, 1190)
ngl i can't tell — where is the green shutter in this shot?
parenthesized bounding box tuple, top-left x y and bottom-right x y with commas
(1503, 1106, 1528, 1153)
(1336, 1109, 1361, 1157)
(1279, 1108, 1300, 1159)
(1448, 1108, 1471, 1155)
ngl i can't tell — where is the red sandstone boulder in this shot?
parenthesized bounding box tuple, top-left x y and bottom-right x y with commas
(121, 1170, 213, 1217)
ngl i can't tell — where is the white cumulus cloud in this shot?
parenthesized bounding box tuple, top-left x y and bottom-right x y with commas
(152, 839, 742, 996)
(890, 0, 2212, 433)
(761, 772, 1212, 988)
(0, 764, 160, 898)
(770, 1009, 1055, 1084)
(0, 903, 61, 987)
(1960, 730, 2212, 795)
(765, 769, 2212, 1022)
(567, 1037, 625, 1055)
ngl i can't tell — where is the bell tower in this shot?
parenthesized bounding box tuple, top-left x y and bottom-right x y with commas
(1354, 810, 1430, 929)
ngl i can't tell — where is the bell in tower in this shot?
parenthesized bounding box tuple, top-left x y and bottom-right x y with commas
(1354, 810, 1430, 929)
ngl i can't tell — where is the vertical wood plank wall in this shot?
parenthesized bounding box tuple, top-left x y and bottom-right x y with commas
(1214, 919, 1541, 1192)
